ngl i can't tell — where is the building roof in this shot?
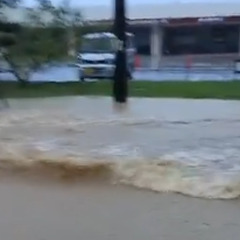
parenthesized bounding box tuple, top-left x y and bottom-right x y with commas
(81, 2, 240, 21)
(1, 2, 240, 24)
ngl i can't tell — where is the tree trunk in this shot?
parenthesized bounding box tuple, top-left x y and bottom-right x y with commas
(2, 52, 30, 86)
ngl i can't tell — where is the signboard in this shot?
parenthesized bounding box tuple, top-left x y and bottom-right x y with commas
(198, 17, 224, 23)
(160, 18, 169, 24)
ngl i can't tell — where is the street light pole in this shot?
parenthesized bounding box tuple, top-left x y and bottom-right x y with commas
(113, 0, 128, 103)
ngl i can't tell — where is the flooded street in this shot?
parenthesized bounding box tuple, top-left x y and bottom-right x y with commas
(1, 97, 240, 199)
(1, 64, 240, 82)
(0, 178, 240, 240)
(0, 96, 240, 240)
(1, 0, 240, 237)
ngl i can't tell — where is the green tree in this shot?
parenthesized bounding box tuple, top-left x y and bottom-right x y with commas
(0, 0, 19, 7)
(0, 0, 20, 105)
(0, 0, 26, 84)
(1, 0, 83, 84)
(50, 0, 82, 57)
(0, 0, 20, 47)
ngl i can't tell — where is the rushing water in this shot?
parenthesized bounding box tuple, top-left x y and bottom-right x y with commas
(1, 97, 240, 199)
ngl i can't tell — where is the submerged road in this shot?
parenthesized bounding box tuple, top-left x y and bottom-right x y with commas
(0, 97, 240, 240)
(1, 64, 240, 82)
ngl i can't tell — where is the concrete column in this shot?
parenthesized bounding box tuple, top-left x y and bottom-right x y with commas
(238, 26, 240, 56)
(150, 22, 163, 69)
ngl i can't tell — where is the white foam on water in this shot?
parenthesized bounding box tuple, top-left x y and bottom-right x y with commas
(1, 98, 240, 199)
(1, 142, 240, 199)
(113, 155, 240, 200)
(0, 131, 240, 199)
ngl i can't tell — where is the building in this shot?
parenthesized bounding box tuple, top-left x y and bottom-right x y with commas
(81, 2, 240, 68)
(2, 2, 240, 68)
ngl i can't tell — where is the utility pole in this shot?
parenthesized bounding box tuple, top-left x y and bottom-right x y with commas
(113, 0, 128, 103)
(63, 0, 75, 57)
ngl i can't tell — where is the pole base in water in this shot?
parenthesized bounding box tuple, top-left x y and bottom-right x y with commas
(112, 100, 129, 114)
(113, 50, 128, 103)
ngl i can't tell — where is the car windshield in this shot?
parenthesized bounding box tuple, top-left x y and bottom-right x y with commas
(81, 37, 116, 53)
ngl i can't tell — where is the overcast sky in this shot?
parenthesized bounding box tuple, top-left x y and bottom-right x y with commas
(22, 0, 238, 7)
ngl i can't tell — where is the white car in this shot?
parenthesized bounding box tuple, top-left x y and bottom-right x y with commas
(76, 32, 136, 81)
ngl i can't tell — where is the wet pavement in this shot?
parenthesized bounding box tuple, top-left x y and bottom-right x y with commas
(0, 97, 240, 240)
(1, 64, 240, 82)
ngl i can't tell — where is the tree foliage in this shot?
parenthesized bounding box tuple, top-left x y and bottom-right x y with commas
(0, 0, 21, 47)
(0, 0, 87, 84)
(0, 0, 82, 84)
(0, 22, 20, 47)
(0, 0, 19, 8)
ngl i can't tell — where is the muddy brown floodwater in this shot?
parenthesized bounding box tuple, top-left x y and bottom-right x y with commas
(0, 96, 240, 240)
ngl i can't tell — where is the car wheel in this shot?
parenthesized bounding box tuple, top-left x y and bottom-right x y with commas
(78, 69, 85, 82)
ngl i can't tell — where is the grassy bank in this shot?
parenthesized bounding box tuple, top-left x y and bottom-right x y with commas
(1, 81, 240, 100)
